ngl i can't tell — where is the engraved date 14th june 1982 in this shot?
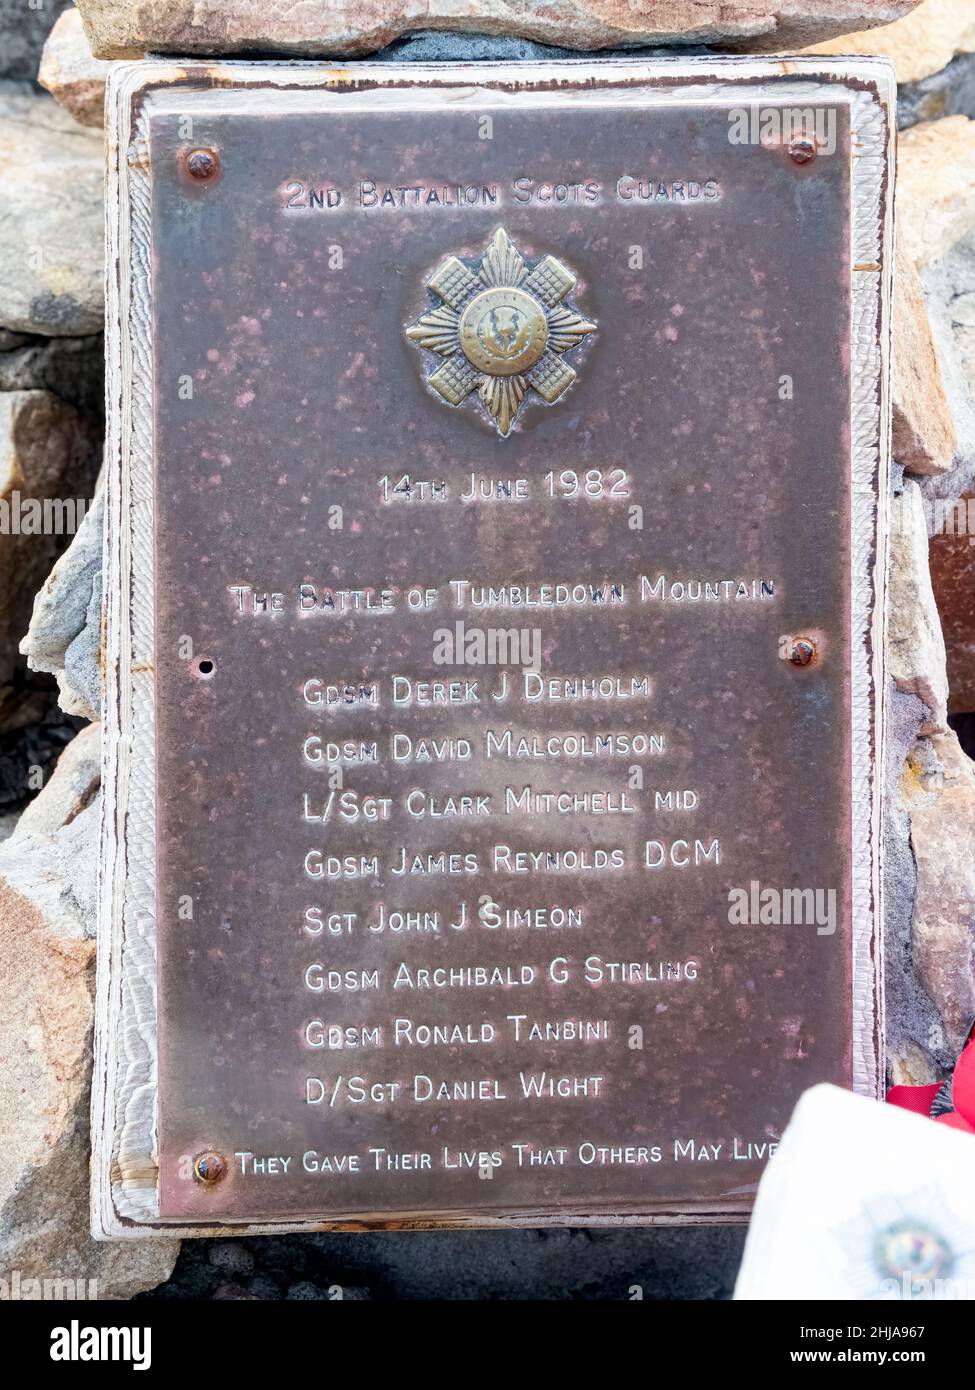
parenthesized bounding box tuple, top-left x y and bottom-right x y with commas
(378, 470, 631, 503)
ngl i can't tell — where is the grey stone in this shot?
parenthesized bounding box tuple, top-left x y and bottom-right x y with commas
(0, 331, 104, 418)
(900, 51, 975, 129)
(3, 722, 100, 939)
(286, 1281, 325, 1300)
(0, 85, 103, 336)
(905, 729, 975, 1057)
(884, 688, 951, 1083)
(0, 0, 73, 82)
(888, 479, 949, 733)
(384, 30, 601, 62)
(207, 1241, 255, 1277)
(21, 485, 103, 721)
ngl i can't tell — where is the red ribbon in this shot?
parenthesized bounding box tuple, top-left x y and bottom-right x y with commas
(887, 1036, 975, 1135)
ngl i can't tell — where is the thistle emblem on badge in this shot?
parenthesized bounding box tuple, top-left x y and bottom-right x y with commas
(406, 228, 596, 436)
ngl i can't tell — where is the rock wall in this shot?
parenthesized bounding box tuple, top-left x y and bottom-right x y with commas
(0, 0, 973, 1301)
(0, 15, 177, 1301)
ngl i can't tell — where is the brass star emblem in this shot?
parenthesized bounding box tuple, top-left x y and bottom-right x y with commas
(406, 228, 596, 436)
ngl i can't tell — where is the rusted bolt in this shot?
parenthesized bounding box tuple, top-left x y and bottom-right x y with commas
(788, 138, 816, 166)
(193, 1150, 228, 1185)
(788, 637, 817, 667)
(184, 148, 219, 181)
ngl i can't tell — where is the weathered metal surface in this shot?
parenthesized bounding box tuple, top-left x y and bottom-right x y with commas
(147, 82, 866, 1224)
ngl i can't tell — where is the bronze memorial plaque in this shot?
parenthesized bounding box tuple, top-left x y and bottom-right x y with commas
(94, 58, 893, 1234)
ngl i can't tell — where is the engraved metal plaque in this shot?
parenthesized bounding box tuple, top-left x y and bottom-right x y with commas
(94, 58, 893, 1235)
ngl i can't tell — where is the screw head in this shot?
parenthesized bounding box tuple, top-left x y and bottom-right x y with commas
(789, 638, 817, 667)
(185, 148, 219, 181)
(788, 138, 816, 166)
(193, 1150, 228, 1185)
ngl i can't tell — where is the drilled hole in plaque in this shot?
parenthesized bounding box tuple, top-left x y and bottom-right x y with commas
(192, 656, 216, 679)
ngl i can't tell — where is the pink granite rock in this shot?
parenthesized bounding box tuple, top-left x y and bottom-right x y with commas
(39, 8, 111, 129)
(73, 0, 922, 60)
(804, 0, 975, 85)
(903, 730, 975, 1057)
(892, 243, 957, 476)
(0, 731, 179, 1298)
(898, 117, 975, 272)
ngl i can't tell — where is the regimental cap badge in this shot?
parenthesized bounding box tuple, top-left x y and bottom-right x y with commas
(406, 228, 596, 436)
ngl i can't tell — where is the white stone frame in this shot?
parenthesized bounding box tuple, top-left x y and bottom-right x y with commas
(92, 57, 893, 1239)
